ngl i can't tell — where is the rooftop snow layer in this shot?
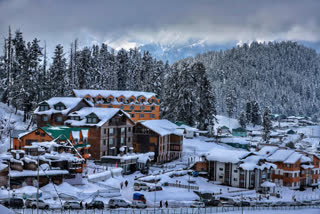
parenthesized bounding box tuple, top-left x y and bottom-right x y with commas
(205, 148, 249, 163)
(255, 146, 279, 157)
(140, 119, 182, 136)
(66, 107, 131, 127)
(73, 89, 157, 99)
(283, 152, 303, 164)
(34, 97, 93, 115)
(267, 149, 295, 162)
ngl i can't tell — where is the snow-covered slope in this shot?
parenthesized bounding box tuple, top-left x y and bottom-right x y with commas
(214, 115, 240, 130)
(0, 102, 27, 152)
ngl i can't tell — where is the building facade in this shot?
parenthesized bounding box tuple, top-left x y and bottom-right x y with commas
(133, 120, 183, 163)
(72, 89, 160, 121)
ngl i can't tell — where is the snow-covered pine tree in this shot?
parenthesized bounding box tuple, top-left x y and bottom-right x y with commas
(239, 111, 246, 128)
(262, 106, 272, 142)
(251, 101, 261, 126)
(225, 86, 236, 118)
(49, 44, 67, 96)
(246, 102, 252, 125)
(77, 47, 92, 89)
(191, 62, 216, 130)
(117, 49, 129, 90)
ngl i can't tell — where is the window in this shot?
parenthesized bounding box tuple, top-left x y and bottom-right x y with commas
(87, 117, 98, 123)
(104, 128, 107, 134)
(140, 106, 145, 110)
(103, 139, 106, 145)
(128, 137, 131, 142)
(130, 98, 134, 103)
(97, 97, 102, 101)
(107, 98, 112, 102)
(102, 151, 106, 156)
(141, 99, 145, 103)
(151, 106, 155, 111)
(109, 138, 114, 145)
(108, 105, 113, 108)
(128, 127, 132, 132)
(233, 178, 238, 181)
(150, 114, 155, 118)
(121, 137, 125, 144)
(109, 128, 114, 135)
(131, 114, 135, 118)
(56, 116, 62, 122)
(39, 105, 49, 111)
(234, 170, 238, 173)
(40, 133, 45, 137)
(121, 128, 125, 134)
(119, 98, 124, 102)
(86, 97, 91, 101)
(119, 105, 124, 109)
(130, 106, 135, 110)
(140, 114, 144, 118)
(55, 105, 65, 110)
(219, 176, 223, 179)
(42, 116, 48, 121)
(151, 99, 155, 103)
(219, 168, 223, 171)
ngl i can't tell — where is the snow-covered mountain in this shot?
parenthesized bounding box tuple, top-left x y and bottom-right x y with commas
(139, 40, 235, 63)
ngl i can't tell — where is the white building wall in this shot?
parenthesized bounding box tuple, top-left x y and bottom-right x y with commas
(216, 162, 225, 183)
(231, 164, 240, 187)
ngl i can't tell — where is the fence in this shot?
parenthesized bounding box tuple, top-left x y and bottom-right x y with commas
(12, 205, 320, 214)
(163, 182, 199, 191)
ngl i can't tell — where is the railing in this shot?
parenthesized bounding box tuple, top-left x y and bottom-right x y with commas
(11, 205, 320, 214)
(162, 182, 199, 190)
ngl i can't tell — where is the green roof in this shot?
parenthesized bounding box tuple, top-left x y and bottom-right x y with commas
(41, 126, 89, 141)
(74, 143, 90, 149)
(175, 121, 189, 126)
(232, 127, 247, 132)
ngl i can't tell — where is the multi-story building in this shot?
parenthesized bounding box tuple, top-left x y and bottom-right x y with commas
(205, 148, 275, 190)
(72, 89, 160, 121)
(11, 126, 91, 164)
(133, 119, 183, 163)
(65, 107, 135, 160)
(34, 97, 93, 127)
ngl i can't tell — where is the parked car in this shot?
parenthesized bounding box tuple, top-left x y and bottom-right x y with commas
(63, 201, 83, 209)
(271, 201, 290, 207)
(25, 198, 49, 209)
(1, 198, 24, 209)
(190, 201, 205, 208)
(86, 200, 104, 209)
(204, 199, 222, 207)
(131, 200, 147, 209)
(133, 182, 148, 191)
(148, 186, 163, 192)
(133, 193, 146, 204)
(108, 199, 130, 208)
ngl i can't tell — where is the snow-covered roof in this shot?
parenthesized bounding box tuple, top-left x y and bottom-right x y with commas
(9, 169, 69, 177)
(66, 107, 133, 127)
(261, 181, 276, 187)
(71, 131, 80, 140)
(283, 152, 303, 164)
(140, 119, 182, 137)
(239, 155, 277, 170)
(267, 149, 295, 162)
(220, 137, 249, 145)
(11, 130, 29, 139)
(73, 89, 157, 99)
(255, 146, 279, 157)
(0, 162, 8, 171)
(205, 148, 249, 163)
(34, 97, 93, 115)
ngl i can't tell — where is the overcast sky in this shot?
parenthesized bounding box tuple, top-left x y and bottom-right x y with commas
(0, 0, 319, 52)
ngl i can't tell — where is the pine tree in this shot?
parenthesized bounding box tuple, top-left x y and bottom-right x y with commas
(49, 44, 67, 96)
(239, 111, 246, 128)
(117, 49, 129, 90)
(246, 102, 252, 125)
(251, 101, 261, 126)
(263, 106, 272, 142)
(225, 87, 237, 118)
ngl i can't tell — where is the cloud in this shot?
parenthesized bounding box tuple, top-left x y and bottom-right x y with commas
(0, 0, 319, 51)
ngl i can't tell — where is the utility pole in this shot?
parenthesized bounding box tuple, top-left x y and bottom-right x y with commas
(36, 149, 40, 214)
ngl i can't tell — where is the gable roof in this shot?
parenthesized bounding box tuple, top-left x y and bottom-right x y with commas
(73, 89, 157, 100)
(66, 107, 134, 127)
(140, 119, 182, 137)
(205, 148, 250, 163)
(11, 130, 30, 139)
(34, 97, 93, 115)
(267, 149, 295, 162)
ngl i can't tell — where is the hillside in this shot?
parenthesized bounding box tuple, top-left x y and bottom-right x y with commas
(0, 102, 27, 152)
(178, 41, 320, 119)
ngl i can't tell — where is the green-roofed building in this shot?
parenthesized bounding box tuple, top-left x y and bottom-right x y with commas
(232, 127, 247, 137)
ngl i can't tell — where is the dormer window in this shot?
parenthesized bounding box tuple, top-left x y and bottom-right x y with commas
(119, 98, 124, 102)
(140, 99, 145, 103)
(151, 99, 155, 103)
(107, 98, 112, 102)
(54, 102, 66, 110)
(39, 104, 49, 111)
(97, 98, 102, 101)
(73, 116, 80, 121)
(86, 113, 98, 124)
(129, 98, 134, 103)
